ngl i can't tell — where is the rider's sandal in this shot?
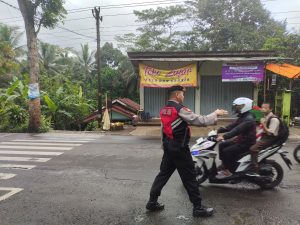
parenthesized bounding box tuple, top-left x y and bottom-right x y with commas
(216, 170, 232, 179)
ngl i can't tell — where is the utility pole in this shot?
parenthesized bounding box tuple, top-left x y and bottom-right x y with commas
(92, 7, 103, 127)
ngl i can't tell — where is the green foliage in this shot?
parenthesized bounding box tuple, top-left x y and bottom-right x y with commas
(100, 43, 138, 101)
(34, 0, 67, 31)
(75, 43, 95, 83)
(85, 121, 98, 131)
(0, 77, 29, 132)
(263, 32, 300, 65)
(0, 23, 24, 58)
(0, 42, 19, 87)
(117, 5, 186, 51)
(42, 81, 94, 130)
(38, 115, 51, 133)
(117, 0, 286, 51)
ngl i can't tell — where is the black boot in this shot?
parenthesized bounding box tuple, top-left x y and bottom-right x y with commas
(146, 195, 164, 212)
(193, 205, 214, 217)
(146, 201, 165, 212)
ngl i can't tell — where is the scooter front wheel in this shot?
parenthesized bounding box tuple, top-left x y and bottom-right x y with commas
(194, 162, 208, 185)
(293, 145, 300, 164)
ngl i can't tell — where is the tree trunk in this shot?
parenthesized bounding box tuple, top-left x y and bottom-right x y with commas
(17, 0, 41, 132)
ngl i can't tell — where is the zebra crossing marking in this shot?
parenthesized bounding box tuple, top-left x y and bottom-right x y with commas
(1, 142, 82, 147)
(39, 137, 95, 141)
(0, 187, 23, 202)
(0, 173, 16, 180)
(0, 145, 72, 151)
(0, 164, 36, 170)
(0, 136, 95, 202)
(0, 150, 63, 156)
(12, 139, 89, 143)
(0, 156, 51, 163)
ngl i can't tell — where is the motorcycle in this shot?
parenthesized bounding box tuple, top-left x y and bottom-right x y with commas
(293, 142, 300, 163)
(191, 130, 292, 189)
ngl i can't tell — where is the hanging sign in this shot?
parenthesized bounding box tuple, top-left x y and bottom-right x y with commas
(222, 63, 264, 82)
(139, 63, 197, 87)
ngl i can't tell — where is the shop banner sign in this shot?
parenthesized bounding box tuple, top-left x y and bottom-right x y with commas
(139, 63, 197, 87)
(222, 63, 264, 82)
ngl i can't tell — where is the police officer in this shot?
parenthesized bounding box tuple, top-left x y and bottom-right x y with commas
(146, 85, 228, 217)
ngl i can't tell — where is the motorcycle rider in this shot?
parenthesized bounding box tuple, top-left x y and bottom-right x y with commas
(216, 97, 256, 179)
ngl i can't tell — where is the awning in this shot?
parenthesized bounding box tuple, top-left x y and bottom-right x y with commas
(266, 63, 300, 79)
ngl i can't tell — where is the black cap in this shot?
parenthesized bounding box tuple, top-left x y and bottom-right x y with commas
(168, 85, 186, 93)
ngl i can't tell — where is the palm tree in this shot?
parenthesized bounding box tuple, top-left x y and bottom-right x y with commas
(119, 58, 138, 99)
(39, 42, 59, 74)
(76, 43, 95, 83)
(39, 42, 71, 75)
(0, 23, 24, 58)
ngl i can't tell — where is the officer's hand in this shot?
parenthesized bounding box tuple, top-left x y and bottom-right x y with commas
(214, 109, 228, 116)
(216, 135, 224, 142)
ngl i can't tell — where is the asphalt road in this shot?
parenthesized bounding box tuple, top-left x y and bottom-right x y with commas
(0, 132, 299, 225)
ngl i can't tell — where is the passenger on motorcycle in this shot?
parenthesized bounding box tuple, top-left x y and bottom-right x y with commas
(247, 102, 280, 176)
(216, 97, 256, 179)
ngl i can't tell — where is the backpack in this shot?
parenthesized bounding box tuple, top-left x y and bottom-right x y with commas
(266, 116, 289, 145)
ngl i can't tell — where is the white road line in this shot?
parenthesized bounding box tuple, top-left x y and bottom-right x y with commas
(0, 145, 72, 150)
(0, 173, 16, 180)
(13, 139, 89, 143)
(41, 137, 95, 141)
(0, 164, 36, 170)
(33, 134, 100, 138)
(0, 134, 12, 138)
(0, 187, 23, 202)
(0, 150, 63, 156)
(1, 142, 81, 147)
(0, 156, 51, 162)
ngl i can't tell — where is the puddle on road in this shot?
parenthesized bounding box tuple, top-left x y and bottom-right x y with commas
(134, 215, 144, 223)
(176, 215, 189, 221)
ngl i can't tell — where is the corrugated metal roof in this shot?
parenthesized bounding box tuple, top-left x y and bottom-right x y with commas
(119, 98, 140, 111)
(129, 57, 288, 62)
(127, 50, 277, 59)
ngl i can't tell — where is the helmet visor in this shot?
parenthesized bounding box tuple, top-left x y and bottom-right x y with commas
(232, 104, 243, 114)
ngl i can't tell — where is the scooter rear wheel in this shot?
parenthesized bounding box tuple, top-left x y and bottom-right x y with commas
(257, 160, 283, 190)
(194, 162, 208, 185)
(293, 145, 300, 164)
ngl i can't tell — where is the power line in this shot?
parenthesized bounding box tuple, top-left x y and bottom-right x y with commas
(0, 16, 20, 20)
(64, 12, 135, 22)
(273, 10, 300, 14)
(2, 2, 300, 24)
(67, 0, 185, 12)
(56, 25, 95, 40)
(0, 0, 97, 41)
(40, 28, 139, 36)
(39, 33, 95, 41)
(40, 22, 190, 35)
(0, 0, 20, 11)
(1, 12, 136, 24)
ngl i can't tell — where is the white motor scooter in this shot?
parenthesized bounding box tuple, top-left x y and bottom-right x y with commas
(190, 130, 292, 189)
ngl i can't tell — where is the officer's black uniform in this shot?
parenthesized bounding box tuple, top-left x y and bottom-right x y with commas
(146, 86, 217, 217)
(149, 100, 202, 206)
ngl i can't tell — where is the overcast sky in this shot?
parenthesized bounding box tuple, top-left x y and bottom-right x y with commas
(1, 0, 300, 52)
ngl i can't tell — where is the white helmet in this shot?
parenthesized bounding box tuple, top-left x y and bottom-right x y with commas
(232, 97, 253, 114)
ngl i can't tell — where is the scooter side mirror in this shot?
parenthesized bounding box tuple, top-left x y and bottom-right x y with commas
(207, 135, 218, 142)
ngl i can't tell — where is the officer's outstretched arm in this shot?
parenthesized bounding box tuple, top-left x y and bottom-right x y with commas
(178, 107, 217, 126)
